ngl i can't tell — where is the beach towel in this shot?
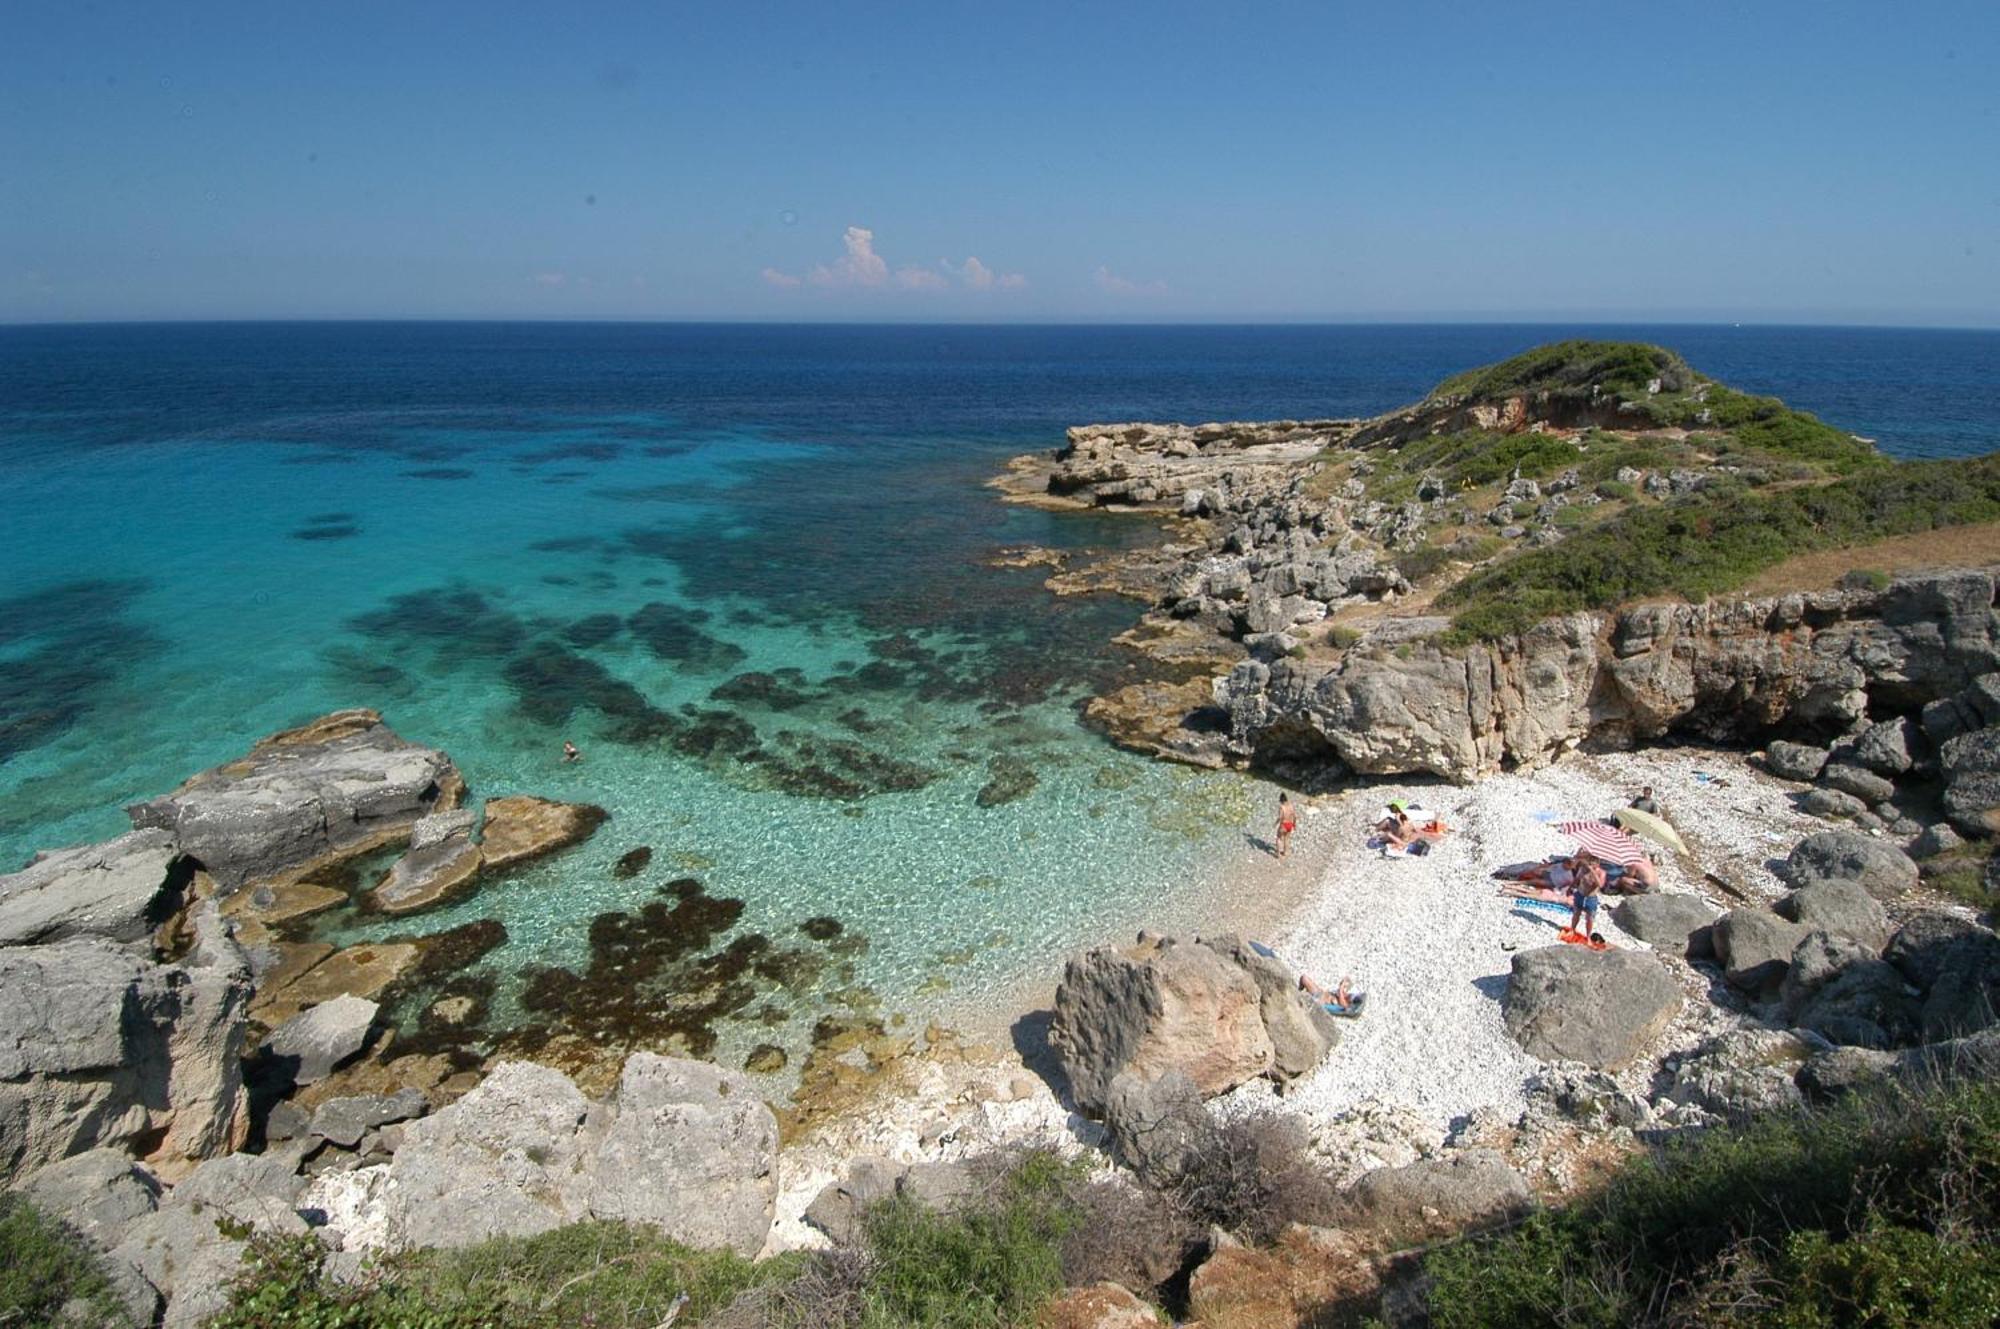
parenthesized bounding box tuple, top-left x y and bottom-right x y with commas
(1321, 992, 1368, 1018)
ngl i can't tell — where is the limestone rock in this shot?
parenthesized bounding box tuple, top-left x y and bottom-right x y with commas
(477, 795, 608, 872)
(1849, 717, 1921, 776)
(266, 994, 380, 1085)
(1885, 914, 2000, 1041)
(585, 1053, 779, 1256)
(1780, 932, 1877, 1018)
(8, 1149, 162, 1251)
(126, 709, 462, 892)
(1797, 1045, 1899, 1100)
(0, 828, 185, 947)
(1775, 878, 1890, 950)
(1609, 893, 1717, 954)
(409, 809, 477, 852)
(0, 905, 251, 1181)
(1780, 831, 1920, 901)
(1201, 934, 1341, 1080)
(1940, 725, 2000, 836)
(1036, 1282, 1161, 1329)
(1049, 936, 1277, 1113)
(1764, 741, 1830, 782)
(1793, 960, 1922, 1049)
(1102, 1070, 1214, 1187)
(1820, 764, 1895, 805)
(368, 830, 482, 915)
(1908, 823, 1963, 860)
(1802, 787, 1868, 820)
(804, 1155, 903, 1244)
(897, 1160, 978, 1213)
(310, 1088, 428, 1148)
(1345, 1148, 1533, 1245)
(376, 1060, 597, 1248)
(1658, 1030, 1809, 1119)
(1502, 946, 1681, 1070)
(1713, 909, 1813, 995)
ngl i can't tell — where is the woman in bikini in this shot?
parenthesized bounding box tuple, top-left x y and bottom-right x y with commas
(1275, 792, 1298, 859)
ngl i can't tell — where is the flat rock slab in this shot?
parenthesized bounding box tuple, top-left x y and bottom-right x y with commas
(310, 1088, 428, 1148)
(125, 708, 462, 892)
(0, 828, 182, 946)
(477, 796, 608, 872)
(267, 994, 379, 1085)
(254, 942, 418, 1028)
(367, 834, 483, 915)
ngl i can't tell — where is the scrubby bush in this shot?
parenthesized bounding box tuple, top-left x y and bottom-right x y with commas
(1325, 624, 1364, 651)
(1167, 1113, 1340, 1246)
(1442, 456, 2000, 641)
(1593, 479, 1636, 502)
(1419, 1079, 2000, 1329)
(0, 1195, 129, 1328)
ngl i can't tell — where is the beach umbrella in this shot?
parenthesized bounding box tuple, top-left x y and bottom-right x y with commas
(1613, 806, 1689, 855)
(1554, 820, 1648, 866)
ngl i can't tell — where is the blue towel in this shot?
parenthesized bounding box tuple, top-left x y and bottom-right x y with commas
(1249, 940, 1279, 960)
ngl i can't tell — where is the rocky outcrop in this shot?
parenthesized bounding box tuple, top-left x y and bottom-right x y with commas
(1714, 909, 1813, 996)
(1502, 946, 1680, 1070)
(0, 828, 187, 947)
(1204, 571, 2000, 781)
(1775, 878, 1890, 950)
(362, 1054, 778, 1256)
(1344, 1148, 1534, 1245)
(1609, 893, 1717, 954)
(1037, 1282, 1163, 1329)
(1049, 934, 1338, 1115)
(126, 709, 463, 892)
(0, 902, 250, 1181)
(1004, 419, 1355, 511)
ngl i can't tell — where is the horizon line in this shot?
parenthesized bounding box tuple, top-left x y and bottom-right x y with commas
(4, 316, 1998, 333)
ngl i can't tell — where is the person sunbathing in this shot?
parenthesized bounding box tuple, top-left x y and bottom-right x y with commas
(1299, 973, 1361, 1013)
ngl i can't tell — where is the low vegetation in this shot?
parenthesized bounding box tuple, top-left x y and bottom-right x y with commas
(1440, 455, 2000, 641)
(0, 1194, 130, 1328)
(1417, 1077, 2000, 1329)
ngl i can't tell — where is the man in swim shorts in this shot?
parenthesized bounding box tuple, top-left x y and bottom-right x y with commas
(1567, 852, 1606, 939)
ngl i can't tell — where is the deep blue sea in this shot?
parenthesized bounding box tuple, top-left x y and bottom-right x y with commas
(4, 322, 1996, 1068)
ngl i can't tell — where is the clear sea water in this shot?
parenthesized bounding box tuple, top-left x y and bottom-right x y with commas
(4, 323, 1996, 1069)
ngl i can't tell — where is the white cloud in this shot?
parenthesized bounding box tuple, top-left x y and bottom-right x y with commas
(763, 228, 1026, 294)
(1094, 265, 1167, 295)
(945, 256, 1027, 291)
(895, 266, 949, 290)
(806, 225, 889, 287)
(532, 272, 567, 287)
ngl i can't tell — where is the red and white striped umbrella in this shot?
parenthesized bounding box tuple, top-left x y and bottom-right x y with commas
(1554, 820, 1649, 866)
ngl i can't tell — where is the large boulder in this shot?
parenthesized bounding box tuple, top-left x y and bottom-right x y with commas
(1102, 1070, 1215, 1187)
(367, 821, 483, 915)
(1780, 932, 1877, 1018)
(126, 709, 462, 892)
(1713, 909, 1813, 996)
(1775, 879, 1890, 951)
(1940, 726, 2000, 836)
(113, 1162, 309, 1329)
(1345, 1149, 1533, 1245)
(585, 1053, 779, 1256)
(1847, 717, 1921, 777)
(1780, 831, 1919, 901)
(1201, 934, 1342, 1079)
(1502, 947, 1681, 1070)
(1049, 936, 1275, 1113)
(1885, 915, 2000, 1041)
(0, 828, 186, 947)
(376, 1060, 597, 1248)
(803, 1156, 904, 1245)
(1820, 764, 1895, 805)
(1763, 741, 1829, 782)
(0, 905, 251, 1181)
(1609, 893, 1717, 954)
(266, 994, 380, 1085)
(1793, 959, 1922, 1049)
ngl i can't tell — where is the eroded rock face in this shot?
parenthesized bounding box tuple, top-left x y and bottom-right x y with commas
(1050, 934, 1337, 1113)
(0, 828, 185, 947)
(1207, 571, 2000, 781)
(1502, 946, 1681, 1071)
(126, 709, 462, 892)
(0, 903, 250, 1181)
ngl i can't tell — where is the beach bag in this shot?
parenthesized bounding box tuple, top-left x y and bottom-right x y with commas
(1408, 838, 1432, 856)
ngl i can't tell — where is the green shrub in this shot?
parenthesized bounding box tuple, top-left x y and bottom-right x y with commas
(1842, 567, 1892, 592)
(1552, 505, 1589, 529)
(1395, 545, 1454, 585)
(211, 1221, 795, 1329)
(1420, 1080, 2000, 1329)
(1442, 456, 2000, 641)
(1924, 858, 1991, 909)
(1430, 341, 1690, 402)
(1593, 480, 1636, 502)
(855, 1152, 1081, 1328)
(1326, 624, 1363, 650)
(0, 1195, 130, 1328)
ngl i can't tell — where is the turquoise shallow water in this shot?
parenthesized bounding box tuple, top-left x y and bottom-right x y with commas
(4, 322, 1996, 1074)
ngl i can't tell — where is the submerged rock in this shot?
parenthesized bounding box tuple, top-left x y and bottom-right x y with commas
(478, 795, 608, 871)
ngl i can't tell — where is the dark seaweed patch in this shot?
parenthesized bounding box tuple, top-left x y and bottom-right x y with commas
(709, 669, 814, 711)
(501, 642, 673, 738)
(0, 580, 161, 762)
(403, 467, 475, 481)
(668, 707, 763, 763)
(628, 602, 748, 673)
(0, 578, 148, 649)
(518, 441, 622, 465)
(562, 613, 624, 649)
(282, 452, 362, 465)
(800, 917, 843, 942)
(350, 586, 529, 657)
(305, 512, 356, 524)
(321, 645, 410, 696)
(291, 524, 359, 541)
(613, 846, 653, 879)
(975, 754, 1040, 808)
(528, 535, 602, 554)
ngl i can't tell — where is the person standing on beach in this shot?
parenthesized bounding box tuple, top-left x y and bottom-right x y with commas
(1567, 852, 1607, 940)
(1275, 792, 1297, 859)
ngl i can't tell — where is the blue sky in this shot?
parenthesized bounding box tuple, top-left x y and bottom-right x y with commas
(2, 1, 1996, 324)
